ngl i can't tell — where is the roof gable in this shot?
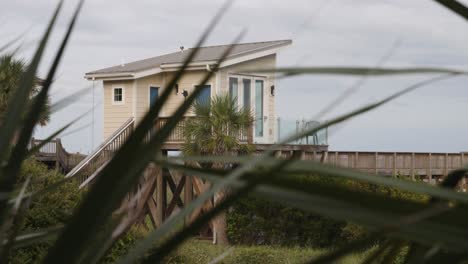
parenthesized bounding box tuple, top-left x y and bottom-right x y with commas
(85, 39, 291, 80)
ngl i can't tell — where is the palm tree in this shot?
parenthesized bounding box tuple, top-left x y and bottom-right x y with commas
(183, 94, 253, 245)
(0, 53, 50, 126)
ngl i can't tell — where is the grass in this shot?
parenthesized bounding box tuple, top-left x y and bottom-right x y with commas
(165, 239, 374, 264)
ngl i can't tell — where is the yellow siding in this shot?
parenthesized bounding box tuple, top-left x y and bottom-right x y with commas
(135, 74, 163, 122)
(136, 71, 216, 119)
(103, 80, 134, 139)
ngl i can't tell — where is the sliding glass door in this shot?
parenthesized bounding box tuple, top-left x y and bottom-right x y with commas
(229, 75, 267, 143)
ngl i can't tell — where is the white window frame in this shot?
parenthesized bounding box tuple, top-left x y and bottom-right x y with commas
(112, 86, 125, 105)
(227, 74, 245, 108)
(227, 74, 267, 143)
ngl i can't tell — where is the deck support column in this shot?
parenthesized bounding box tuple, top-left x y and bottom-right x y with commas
(461, 152, 465, 192)
(428, 153, 433, 185)
(184, 163, 193, 225)
(355, 152, 359, 170)
(444, 153, 448, 178)
(374, 152, 378, 175)
(156, 150, 168, 226)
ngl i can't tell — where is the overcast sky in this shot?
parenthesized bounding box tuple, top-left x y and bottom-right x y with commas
(2, 0, 468, 154)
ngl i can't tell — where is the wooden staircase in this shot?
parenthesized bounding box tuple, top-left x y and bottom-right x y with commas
(66, 117, 135, 188)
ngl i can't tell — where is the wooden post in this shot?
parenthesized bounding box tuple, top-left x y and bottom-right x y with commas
(335, 152, 338, 166)
(355, 152, 359, 170)
(444, 153, 448, 178)
(461, 152, 465, 192)
(274, 150, 281, 159)
(184, 164, 193, 225)
(428, 153, 432, 184)
(411, 153, 415, 181)
(156, 151, 167, 226)
(320, 151, 328, 164)
(374, 152, 378, 175)
(55, 139, 60, 171)
(392, 152, 397, 177)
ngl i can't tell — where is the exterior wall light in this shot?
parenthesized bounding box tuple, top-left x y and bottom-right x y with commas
(270, 85, 275, 96)
(175, 84, 179, 94)
(182, 89, 188, 98)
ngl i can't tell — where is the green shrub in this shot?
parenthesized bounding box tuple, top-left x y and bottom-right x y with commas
(9, 159, 83, 264)
(227, 174, 427, 249)
(227, 196, 345, 248)
(8, 159, 150, 264)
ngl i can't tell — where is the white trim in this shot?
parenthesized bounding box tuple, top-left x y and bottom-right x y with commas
(148, 84, 161, 109)
(84, 42, 291, 81)
(160, 60, 217, 69)
(227, 75, 242, 107)
(111, 85, 125, 105)
(133, 67, 162, 79)
(85, 72, 134, 80)
(228, 74, 268, 143)
(253, 77, 267, 144)
(215, 71, 221, 95)
(219, 46, 285, 68)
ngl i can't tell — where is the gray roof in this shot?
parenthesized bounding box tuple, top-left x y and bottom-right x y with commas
(86, 39, 291, 75)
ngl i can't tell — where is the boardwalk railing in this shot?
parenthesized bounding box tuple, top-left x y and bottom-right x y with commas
(272, 149, 468, 187)
(154, 117, 251, 143)
(29, 138, 81, 171)
(66, 117, 134, 187)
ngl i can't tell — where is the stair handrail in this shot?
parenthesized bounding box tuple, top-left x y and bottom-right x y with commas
(66, 117, 135, 179)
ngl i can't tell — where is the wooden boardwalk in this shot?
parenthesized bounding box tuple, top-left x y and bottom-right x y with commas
(274, 150, 466, 183)
(29, 138, 85, 173)
(32, 117, 468, 235)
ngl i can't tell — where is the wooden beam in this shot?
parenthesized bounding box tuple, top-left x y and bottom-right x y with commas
(355, 152, 359, 170)
(320, 151, 328, 164)
(166, 175, 186, 216)
(428, 153, 433, 184)
(156, 165, 166, 226)
(165, 169, 184, 207)
(184, 173, 193, 225)
(444, 153, 448, 177)
(374, 152, 378, 175)
(147, 197, 158, 228)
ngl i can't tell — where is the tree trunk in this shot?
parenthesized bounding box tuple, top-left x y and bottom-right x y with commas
(213, 189, 229, 245)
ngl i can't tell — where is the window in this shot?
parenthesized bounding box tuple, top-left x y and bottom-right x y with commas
(243, 79, 251, 111)
(229, 77, 238, 100)
(255, 80, 264, 137)
(113, 87, 123, 104)
(195, 85, 211, 107)
(150, 86, 159, 107)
